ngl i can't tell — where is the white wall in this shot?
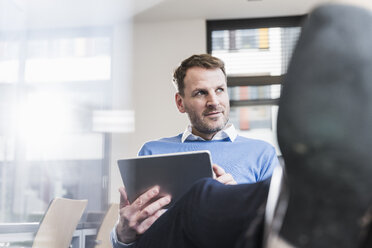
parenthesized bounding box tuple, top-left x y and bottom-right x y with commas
(109, 18, 206, 203)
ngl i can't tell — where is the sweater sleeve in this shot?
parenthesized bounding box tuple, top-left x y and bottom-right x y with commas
(110, 224, 136, 248)
(259, 145, 279, 181)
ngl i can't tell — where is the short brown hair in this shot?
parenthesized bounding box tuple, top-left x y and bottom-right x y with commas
(173, 54, 226, 96)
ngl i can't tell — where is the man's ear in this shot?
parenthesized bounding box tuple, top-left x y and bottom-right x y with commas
(175, 93, 186, 113)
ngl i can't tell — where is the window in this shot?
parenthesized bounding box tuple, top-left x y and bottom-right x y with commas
(0, 28, 112, 223)
(207, 16, 305, 151)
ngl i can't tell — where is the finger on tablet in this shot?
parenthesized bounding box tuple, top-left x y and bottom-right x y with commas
(133, 185, 160, 210)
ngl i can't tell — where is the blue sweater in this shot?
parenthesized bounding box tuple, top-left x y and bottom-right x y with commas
(139, 134, 278, 184)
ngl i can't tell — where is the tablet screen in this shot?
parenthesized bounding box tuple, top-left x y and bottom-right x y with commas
(117, 150, 213, 205)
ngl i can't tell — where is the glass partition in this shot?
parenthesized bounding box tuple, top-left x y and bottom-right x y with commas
(0, 0, 132, 225)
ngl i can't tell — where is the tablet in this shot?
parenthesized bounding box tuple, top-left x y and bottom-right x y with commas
(117, 150, 213, 205)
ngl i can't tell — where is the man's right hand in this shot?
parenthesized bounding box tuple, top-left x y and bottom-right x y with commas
(116, 186, 171, 244)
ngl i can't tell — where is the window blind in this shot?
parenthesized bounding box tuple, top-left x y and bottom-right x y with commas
(207, 16, 305, 147)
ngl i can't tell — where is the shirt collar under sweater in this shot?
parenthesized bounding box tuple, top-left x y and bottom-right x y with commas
(181, 123, 238, 143)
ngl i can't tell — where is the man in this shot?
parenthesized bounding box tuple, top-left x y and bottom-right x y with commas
(111, 54, 279, 247)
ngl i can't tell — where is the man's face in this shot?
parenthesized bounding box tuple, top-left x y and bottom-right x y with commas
(175, 67, 230, 140)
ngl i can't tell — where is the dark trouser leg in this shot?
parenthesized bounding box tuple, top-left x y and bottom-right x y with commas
(134, 178, 270, 248)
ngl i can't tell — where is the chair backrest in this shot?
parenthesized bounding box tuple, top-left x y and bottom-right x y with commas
(94, 203, 119, 248)
(32, 198, 88, 248)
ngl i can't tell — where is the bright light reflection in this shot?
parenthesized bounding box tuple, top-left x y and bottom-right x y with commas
(0, 60, 19, 83)
(25, 56, 111, 83)
(18, 92, 73, 144)
(92, 110, 135, 133)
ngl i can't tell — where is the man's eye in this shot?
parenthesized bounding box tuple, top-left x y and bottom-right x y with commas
(195, 91, 206, 96)
(216, 88, 224, 93)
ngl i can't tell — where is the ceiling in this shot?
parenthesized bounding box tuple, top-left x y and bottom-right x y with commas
(0, 0, 132, 30)
(133, 0, 332, 22)
(0, 0, 332, 30)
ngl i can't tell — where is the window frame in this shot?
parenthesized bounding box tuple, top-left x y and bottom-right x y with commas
(207, 15, 306, 113)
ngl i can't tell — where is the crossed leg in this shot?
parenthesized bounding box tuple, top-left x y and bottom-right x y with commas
(134, 178, 270, 248)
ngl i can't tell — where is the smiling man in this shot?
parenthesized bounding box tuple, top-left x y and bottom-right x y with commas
(111, 54, 279, 247)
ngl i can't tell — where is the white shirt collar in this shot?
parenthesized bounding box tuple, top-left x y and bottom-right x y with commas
(181, 123, 238, 143)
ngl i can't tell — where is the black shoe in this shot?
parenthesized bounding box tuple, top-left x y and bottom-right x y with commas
(268, 3, 372, 248)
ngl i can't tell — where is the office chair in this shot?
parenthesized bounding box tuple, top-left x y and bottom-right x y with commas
(94, 203, 119, 248)
(32, 197, 88, 248)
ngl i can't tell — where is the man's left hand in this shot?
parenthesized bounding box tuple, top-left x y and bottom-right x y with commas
(212, 164, 237, 185)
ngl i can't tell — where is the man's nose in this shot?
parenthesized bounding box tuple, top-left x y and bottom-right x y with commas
(206, 92, 219, 107)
